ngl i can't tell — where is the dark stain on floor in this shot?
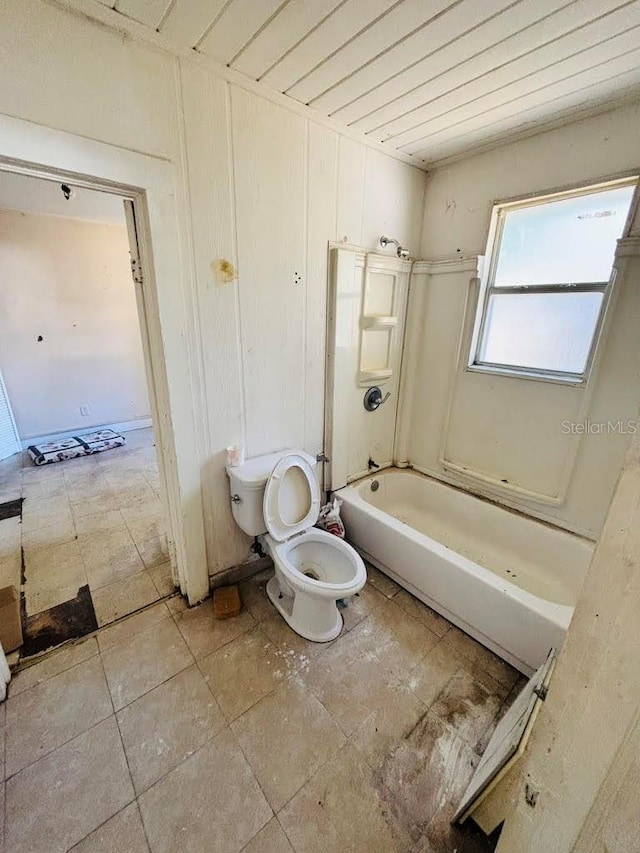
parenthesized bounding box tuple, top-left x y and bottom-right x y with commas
(430, 671, 505, 749)
(375, 674, 508, 852)
(377, 710, 478, 845)
(21, 584, 98, 657)
(0, 497, 23, 521)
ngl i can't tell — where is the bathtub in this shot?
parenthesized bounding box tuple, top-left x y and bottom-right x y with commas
(336, 469, 594, 674)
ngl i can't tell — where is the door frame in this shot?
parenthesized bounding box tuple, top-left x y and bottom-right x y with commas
(0, 113, 209, 604)
(0, 366, 21, 461)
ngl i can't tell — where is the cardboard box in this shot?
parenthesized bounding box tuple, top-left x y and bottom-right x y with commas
(0, 586, 22, 653)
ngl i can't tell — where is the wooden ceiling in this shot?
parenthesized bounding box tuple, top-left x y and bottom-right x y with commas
(96, 0, 640, 165)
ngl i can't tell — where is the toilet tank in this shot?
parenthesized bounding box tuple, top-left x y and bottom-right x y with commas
(226, 449, 317, 537)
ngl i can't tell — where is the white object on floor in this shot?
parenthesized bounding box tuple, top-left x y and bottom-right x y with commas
(0, 641, 11, 702)
(337, 468, 594, 674)
(226, 450, 366, 642)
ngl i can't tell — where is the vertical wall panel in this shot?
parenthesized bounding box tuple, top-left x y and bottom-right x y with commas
(231, 88, 307, 457)
(305, 123, 339, 459)
(180, 61, 249, 572)
(336, 137, 366, 246)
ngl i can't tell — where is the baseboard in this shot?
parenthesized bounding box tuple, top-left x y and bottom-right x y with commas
(21, 418, 153, 449)
(209, 555, 273, 591)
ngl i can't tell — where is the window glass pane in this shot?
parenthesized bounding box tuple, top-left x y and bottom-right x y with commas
(478, 291, 604, 374)
(494, 184, 634, 286)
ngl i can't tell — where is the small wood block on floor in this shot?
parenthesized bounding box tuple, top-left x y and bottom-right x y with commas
(213, 585, 241, 620)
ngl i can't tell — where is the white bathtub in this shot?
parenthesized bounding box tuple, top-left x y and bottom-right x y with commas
(336, 469, 594, 674)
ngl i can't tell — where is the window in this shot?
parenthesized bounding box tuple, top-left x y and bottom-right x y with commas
(470, 178, 637, 383)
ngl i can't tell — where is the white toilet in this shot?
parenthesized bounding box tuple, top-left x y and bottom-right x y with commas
(226, 450, 366, 642)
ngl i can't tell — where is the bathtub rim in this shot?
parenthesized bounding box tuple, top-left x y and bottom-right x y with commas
(342, 465, 597, 546)
(335, 476, 588, 616)
(335, 471, 583, 625)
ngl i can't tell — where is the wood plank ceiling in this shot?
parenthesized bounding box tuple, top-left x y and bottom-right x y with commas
(97, 0, 640, 165)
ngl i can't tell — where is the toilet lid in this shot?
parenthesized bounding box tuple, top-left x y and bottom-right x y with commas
(263, 453, 320, 542)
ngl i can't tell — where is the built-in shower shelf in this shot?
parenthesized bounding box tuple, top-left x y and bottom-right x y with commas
(358, 368, 393, 386)
(360, 315, 398, 331)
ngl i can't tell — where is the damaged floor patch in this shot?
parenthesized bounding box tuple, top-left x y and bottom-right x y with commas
(21, 583, 98, 656)
(376, 710, 477, 844)
(375, 683, 506, 852)
(0, 497, 23, 520)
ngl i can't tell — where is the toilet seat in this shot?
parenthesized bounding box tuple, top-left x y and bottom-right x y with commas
(263, 453, 321, 542)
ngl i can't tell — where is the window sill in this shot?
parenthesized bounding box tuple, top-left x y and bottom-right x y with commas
(466, 363, 587, 387)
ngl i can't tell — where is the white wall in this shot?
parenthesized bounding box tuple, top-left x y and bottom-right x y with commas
(0, 0, 426, 576)
(495, 421, 640, 853)
(180, 63, 426, 572)
(404, 105, 640, 538)
(0, 209, 150, 440)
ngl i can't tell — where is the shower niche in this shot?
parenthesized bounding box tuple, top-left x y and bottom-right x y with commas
(358, 255, 404, 385)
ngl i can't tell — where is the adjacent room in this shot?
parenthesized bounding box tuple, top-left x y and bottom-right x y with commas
(0, 172, 173, 654)
(0, 1, 639, 852)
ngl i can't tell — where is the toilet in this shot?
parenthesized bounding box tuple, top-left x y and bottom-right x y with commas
(226, 450, 366, 641)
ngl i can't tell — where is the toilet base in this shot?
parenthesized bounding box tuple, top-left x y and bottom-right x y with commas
(266, 576, 342, 643)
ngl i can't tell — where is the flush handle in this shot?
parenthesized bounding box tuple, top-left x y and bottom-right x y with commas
(231, 494, 242, 504)
(364, 386, 391, 412)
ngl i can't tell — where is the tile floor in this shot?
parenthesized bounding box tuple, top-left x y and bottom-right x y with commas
(1, 564, 525, 853)
(0, 428, 174, 652)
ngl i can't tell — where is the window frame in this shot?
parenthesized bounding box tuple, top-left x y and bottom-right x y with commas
(468, 176, 638, 386)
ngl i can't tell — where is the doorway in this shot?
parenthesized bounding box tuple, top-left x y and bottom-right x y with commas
(0, 169, 179, 657)
(0, 112, 210, 621)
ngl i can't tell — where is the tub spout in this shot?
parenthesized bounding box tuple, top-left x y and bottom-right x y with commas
(368, 457, 380, 470)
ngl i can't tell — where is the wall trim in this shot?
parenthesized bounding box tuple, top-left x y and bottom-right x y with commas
(21, 417, 153, 449)
(209, 555, 272, 589)
(617, 235, 640, 256)
(412, 256, 481, 275)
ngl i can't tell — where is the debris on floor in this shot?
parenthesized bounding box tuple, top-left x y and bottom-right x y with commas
(213, 584, 242, 619)
(1, 566, 519, 851)
(26, 428, 126, 466)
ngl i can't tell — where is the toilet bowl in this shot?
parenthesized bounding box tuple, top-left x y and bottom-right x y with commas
(263, 527, 367, 642)
(226, 449, 366, 642)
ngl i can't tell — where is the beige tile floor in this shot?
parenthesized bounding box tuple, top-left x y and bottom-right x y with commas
(0, 428, 174, 632)
(1, 565, 524, 853)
